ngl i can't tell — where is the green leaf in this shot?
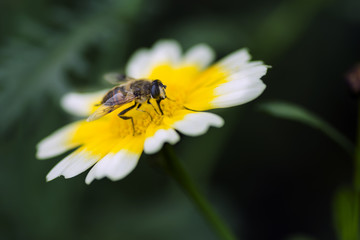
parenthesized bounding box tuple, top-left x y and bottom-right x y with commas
(258, 101, 354, 156)
(333, 187, 359, 240)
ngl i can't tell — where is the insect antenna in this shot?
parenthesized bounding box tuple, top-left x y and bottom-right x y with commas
(166, 96, 175, 102)
(166, 96, 201, 112)
(183, 106, 201, 112)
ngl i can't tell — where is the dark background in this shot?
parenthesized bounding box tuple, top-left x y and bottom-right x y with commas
(0, 0, 359, 239)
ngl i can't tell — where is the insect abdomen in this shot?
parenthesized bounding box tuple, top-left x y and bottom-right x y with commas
(102, 86, 127, 105)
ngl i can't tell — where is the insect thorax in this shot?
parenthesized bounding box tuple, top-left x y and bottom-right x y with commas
(130, 80, 151, 96)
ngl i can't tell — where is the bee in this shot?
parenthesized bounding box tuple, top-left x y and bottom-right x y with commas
(87, 74, 167, 133)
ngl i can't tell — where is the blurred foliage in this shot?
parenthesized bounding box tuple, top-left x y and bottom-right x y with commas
(0, 0, 360, 239)
(259, 101, 354, 156)
(333, 187, 358, 240)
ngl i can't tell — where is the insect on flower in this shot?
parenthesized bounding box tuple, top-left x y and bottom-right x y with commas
(36, 40, 269, 184)
(87, 75, 169, 135)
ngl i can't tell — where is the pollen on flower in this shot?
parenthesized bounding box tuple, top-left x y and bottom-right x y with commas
(129, 96, 186, 136)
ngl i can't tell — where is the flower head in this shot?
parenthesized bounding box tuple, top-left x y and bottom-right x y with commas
(36, 40, 268, 184)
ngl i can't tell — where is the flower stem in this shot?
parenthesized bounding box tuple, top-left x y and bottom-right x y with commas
(353, 99, 360, 239)
(160, 144, 236, 240)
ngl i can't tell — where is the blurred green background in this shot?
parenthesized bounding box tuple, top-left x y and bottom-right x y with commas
(0, 0, 359, 239)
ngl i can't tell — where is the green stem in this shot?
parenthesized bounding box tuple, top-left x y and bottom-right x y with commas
(353, 99, 360, 239)
(160, 145, 236, 240)
(355, 100, 360, 190)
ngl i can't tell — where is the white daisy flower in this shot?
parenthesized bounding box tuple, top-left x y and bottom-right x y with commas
(36, 40, 268, 184)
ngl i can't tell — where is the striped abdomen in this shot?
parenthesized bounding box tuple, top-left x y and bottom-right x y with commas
(101, 86, 127, 106)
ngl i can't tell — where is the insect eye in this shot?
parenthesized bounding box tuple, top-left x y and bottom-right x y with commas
(151, 84, 160, 98)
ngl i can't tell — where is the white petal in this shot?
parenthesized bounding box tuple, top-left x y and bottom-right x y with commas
(224, 62, 268, 85)
(61, 90, 107, 117)
(218, 48, 251, 72)
(182, 44, 215, 69)
(172, 112, 224, 137)
(212, 50, 269, 108)
(144, 128, 180, 154)
(36, 122, 79, 159)
(212, 84, 266, 107)
(85, 150, 140, 184)
(46, 154, 74, 181)
(126, 48, 151, 78)
(46, 149, 98, 181)
(215, 63, 268, 95)
(149, 40, 181, 67)
(126, 40, 182, 78)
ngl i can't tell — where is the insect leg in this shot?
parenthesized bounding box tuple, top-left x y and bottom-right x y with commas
(118, 102, 137, 135)
(156, 99, 164, 115)
(136, 103, 153, 121)
(147, 99, 159, 115)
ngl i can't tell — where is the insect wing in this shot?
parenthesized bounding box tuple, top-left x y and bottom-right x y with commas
(86, 104, 118, 122)
(87, 92, 136, 122)
(103, 73, 135, 85)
